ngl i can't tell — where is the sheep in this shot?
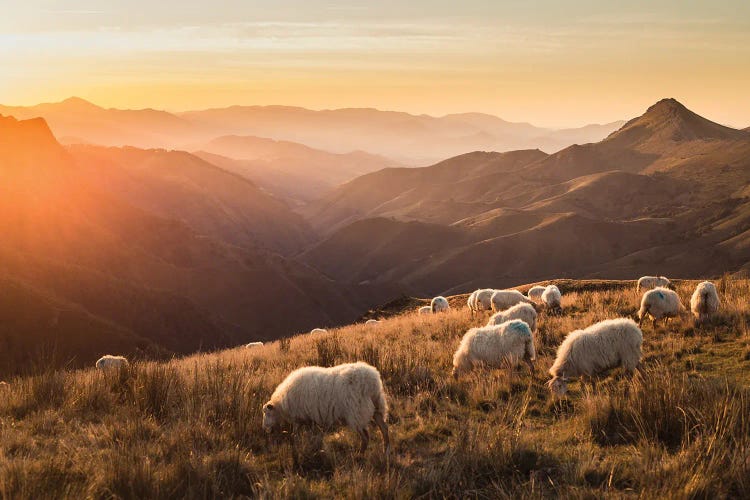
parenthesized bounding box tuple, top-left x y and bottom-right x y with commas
(365, 319, 380, 326)
(262, 362, 389, 454)
(637, 276, 671, 292)
(547, 318, 643, 396)
(487, 302, 537, 332)
(638, 287, 685, 327)
(431, 296, 450, 313)
(541, 285, 562, 312)
(95, 355, 129, 370)
(418, 306, 432, 315)
(475, 289, 495, 312)
(490, 289, 532, 312)
(245, 342, 264, 348)
(452, 319, 536, 379)
(310, 328, 328, 334)
(527, 285, 546, 302)
(467, 290, 479, 314)
(690, 281, 720, 324)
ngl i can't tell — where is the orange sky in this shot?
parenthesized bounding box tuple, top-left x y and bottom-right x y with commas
(1, 1, 749, 127)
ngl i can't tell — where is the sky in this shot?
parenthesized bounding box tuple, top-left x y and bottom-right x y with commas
(1, 0, 749, 127)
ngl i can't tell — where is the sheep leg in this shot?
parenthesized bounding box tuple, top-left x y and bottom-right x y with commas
(358, 428, 370, 454)
(524, 357, 535, 376)
(374, 412, 390, 455)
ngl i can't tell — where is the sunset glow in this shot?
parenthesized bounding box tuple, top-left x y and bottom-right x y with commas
(1, 1, 749, 126)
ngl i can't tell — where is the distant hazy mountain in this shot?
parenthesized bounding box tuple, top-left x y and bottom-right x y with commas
(1, 98, 624, 166)
(301, 99, 750, 294)
(0, 114, 395, 373)
(67, 145, 313, 255)
(193, 135, 399, 204)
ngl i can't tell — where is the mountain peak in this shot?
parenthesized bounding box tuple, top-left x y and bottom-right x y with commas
(58, 96, 101, 111)
(607, 98, 746, 146)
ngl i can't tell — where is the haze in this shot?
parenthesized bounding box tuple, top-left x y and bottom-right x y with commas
(2, 0, 749, 127)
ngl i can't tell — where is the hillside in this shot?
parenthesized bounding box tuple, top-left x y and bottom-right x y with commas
(67, 145, 312, 255)
(1, 279, 748, 497)
(302, 99, 750, 295)
(193, 136, 399, 204)
(0, 115, 395, 373)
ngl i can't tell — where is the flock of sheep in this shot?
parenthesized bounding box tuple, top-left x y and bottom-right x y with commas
(93, 277, 721, 456)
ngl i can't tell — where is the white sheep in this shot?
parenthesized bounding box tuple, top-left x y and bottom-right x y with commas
(431, 296, 450, 313)
(95, 355, 129, 370)
(690, 281, 720, 323)
(418, 306, 432, 315)
(262, 362, 389, 454)
(527, 285, 546, 302)
(637, 276, 671, 292)
(365, 319, 380, 326)
(475, 289, 495, 312)
(245, 342, 264, 348)
(541, 285, 562, 311)
(547, 318, 643, 396)
(467, 290, 479, 314)
(490, 289, 532, 312)
(310, 328, 328, 334)
(638, 287, 685, 326)
(452, 320, 536, 379)
(487, 302, 538, 332)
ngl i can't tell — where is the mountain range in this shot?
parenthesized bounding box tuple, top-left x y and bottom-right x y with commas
(0, 97, 624, 168)
(302, 99, 750, 294)
(1, 97, 748, 374)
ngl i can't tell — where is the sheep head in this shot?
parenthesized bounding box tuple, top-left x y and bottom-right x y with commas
(262, 402, 280, 433)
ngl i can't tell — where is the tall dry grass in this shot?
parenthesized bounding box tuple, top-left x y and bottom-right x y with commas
(1, 279, 749, 498)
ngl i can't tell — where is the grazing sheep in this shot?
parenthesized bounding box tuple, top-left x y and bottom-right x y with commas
(245, 342, 264, 348)
(490, 289, 532, 312)
(467, 290, 479, 314)
(452, 320, 536, 379)
(690, 281, 720, 324)
(637, 276, 671, 292)
(262, 362, 389, 454)
(541, 285, 562, 311)
(548, 318, 643, 396)
(487, 302, 537, 332)
(431, 296, 450, 313)
(310, 328, 328, 334)
(95, 355, 129, 370)
(638, 287, 685, 326)
(475, 289, 495, 312)
(527, 285, 546, 302)
(365, 319, 380, 325)
(418, 306, 432, 315)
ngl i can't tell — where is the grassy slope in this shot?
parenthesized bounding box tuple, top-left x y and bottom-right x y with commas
(1, 279, 749, 498)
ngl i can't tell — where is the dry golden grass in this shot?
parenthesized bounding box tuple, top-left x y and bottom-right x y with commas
(1, 279, 749, 498)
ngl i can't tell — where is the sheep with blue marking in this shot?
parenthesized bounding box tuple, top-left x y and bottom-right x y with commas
(487, 302, 537, 332)
(638, 287, 685, 326)
(452, 319, 536, 379)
